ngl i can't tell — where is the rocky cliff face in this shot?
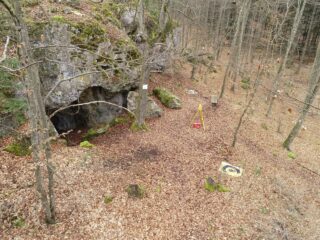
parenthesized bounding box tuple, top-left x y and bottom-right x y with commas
(19, 1, 178, 132)
(33, 21, 140, 109)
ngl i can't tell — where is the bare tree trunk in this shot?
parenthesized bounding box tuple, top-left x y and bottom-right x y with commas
(283, 40, 320, 150)
(159, 0, 170, 32)
(266, 0, 306, 117)
(135, 0, 146, 42)
(230, 0, 252, 92)
(0, 0, 56, 224)
(135, 0, 149, 128)
(220, 0, 251, 98)
(296, 4, 316, 74)
(136, 51, 151, 127)
(213, 0, 227, 60)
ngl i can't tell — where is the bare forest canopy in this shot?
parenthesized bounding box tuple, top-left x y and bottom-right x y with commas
(172, 0, 320, 59)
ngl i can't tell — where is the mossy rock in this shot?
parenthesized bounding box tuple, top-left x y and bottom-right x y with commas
(126, 184, 145, 199)
(70, 21, 107, 51)
(4, 137, 31, 157)
(204, 177, 230, 193)
(26, 20, 48, 40)
(83, 126, 108, 141)
(153, 87, 181, 109)
(79, 140, 94, 148)
(115, 38, 141, 63)
(94, 2, 123, 28)
(46, 18, 107, 51)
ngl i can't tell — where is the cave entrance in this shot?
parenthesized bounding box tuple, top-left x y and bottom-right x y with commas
(50, 104, 87, 134)
(48, 86, 130, 135)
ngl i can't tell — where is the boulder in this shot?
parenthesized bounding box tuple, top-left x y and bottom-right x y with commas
(153, 87, 181, 109)
(127, 91, 163, 118)
(27, 21, 142, 130)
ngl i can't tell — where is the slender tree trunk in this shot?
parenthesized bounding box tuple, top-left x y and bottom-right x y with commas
(135, 0, 149, 128)
(266, 0, 306, 117)
(283, 40, 320, 150)
(296, 4, 316, 74)
(230, 0, 252, 92)
(0, 0, 56, 223)
(135, 0, 146, 42)
(213, 0, 227, 60)
(220, 0, 251, 98)
(159, 0, 170, 32)
(136, 49, 151, 127)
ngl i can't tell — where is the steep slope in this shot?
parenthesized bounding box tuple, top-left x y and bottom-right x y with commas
(1, 62, 319, 239)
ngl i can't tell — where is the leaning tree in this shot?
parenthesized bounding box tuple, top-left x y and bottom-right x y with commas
(0, 0, 56, 223)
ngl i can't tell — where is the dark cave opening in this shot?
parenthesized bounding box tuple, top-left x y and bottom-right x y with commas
(48, 86, 132, 134)
(49, 103, 88, 134)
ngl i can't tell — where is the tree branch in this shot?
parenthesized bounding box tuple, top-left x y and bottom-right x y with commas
(0, 60, 42, 72)
(49, 100, 135, 119)
(0, 0, 17, 22)
(0, 36, 10, 64)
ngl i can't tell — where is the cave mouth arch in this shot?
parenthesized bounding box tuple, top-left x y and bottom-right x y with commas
(48, 86, 131, 134)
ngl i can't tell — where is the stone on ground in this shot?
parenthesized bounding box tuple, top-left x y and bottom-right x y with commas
(127, 91, 163, 118)
(153, 87, 182, 109)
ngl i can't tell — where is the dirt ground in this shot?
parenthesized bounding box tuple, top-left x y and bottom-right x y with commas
(1, 58, 320, 239)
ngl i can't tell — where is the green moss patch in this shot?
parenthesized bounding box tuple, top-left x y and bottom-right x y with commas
(12, 217, 25, 228)
(26, 20, 48, 40)
(153, 87, 181, 109)
(51, 15, 68, 23)
(80, 140, 94, 148)
(204, 177, 230, 193)
(94, 2, 124, 28)
(104, 195, 114, 204)
(83, 126, 108, 141)
(4, 137, 31, 157)
(241, 77, 251, 90)
(70, 21, 107, 50)
(130, 122, 148, 132)
(110, 116, 130, 127)
(288, 151, 296, 159)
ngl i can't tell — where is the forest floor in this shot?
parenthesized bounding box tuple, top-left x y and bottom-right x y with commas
(1, 57, 320, 240)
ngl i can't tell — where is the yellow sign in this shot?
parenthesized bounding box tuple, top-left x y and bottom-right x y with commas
(191, 104, 205, 130)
